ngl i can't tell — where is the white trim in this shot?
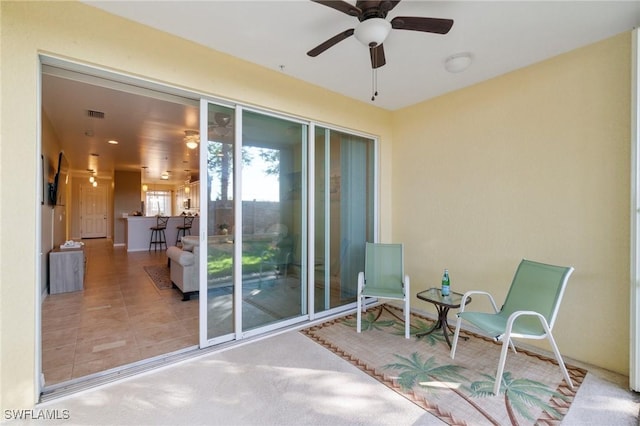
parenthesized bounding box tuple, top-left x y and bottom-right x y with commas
(307, 124, 316, 320)
(198, 98, 208, 349)
(234, 105, 244, 340)
(630, 28, 640, 392)
(35, 58, 44, 400)
(301, 124, 309, 316)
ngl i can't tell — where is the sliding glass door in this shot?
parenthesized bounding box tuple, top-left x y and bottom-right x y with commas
(313, 126, 375, 314)
(201, 103, 308, 345)
(202, 102, 236, 343)
(200, 101, 375, 347)
(241, 110, 307, 332)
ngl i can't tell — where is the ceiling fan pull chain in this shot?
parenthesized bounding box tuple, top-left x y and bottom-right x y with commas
(371, 48, 378, 102)
(371, 68, 378, 101)
(371, 68, 375, 101)
(374, 68, 378, 98)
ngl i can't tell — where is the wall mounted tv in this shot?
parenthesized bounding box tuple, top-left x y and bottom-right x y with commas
(49, 151, 69, 206)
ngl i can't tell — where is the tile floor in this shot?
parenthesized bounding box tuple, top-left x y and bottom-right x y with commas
(42, 239, 199, 386)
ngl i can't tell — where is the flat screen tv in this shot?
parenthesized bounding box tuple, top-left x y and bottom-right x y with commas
(49, 151, 69, 206)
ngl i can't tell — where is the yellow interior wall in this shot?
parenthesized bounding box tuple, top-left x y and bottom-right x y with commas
(393, 32, 631, 374)
(0, 1, 392, 409)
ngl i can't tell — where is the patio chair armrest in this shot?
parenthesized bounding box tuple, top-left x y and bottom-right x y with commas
(458, 290, 499, 314)
(403, 274, 410, 296)
(357, 271, 365, 294)
(504, 310, 551, 336)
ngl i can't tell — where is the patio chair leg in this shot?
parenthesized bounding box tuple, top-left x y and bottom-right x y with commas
(404, 276, 410, 339)
(356, 294, 362, 333)
(404, 298, 410, 339)
(450, 316, 463, 359)
(493, 336, 511, 395)
(547, 333, 574, 389)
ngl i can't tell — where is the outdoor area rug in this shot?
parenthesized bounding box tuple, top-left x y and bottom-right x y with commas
(143, 264, 172, 291)
(301, 304, 587, 426)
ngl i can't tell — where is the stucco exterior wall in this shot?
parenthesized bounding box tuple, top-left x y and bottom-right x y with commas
(393, 32, 631, 374)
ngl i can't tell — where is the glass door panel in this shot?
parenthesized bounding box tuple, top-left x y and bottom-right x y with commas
(314, 126, 375, 313)
(241, 110, 306, 330)
(203, 102, 236, 342)
(200, 102, 374, 344)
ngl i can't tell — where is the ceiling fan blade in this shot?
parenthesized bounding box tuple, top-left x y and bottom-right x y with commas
(379, 0, 401, 13)
(311, 0, 361, 17)
(370, 44, 386, 69)
(390, 16, 454, 34)
(307, 29, 355, 57)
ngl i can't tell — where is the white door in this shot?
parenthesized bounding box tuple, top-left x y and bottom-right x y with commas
(81, 184, 107, 238)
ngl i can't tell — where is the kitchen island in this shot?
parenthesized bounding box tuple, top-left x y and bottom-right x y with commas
(124, 216, 200, 252)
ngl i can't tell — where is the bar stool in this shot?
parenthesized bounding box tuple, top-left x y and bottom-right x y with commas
(149, 216, 169, 251)
(176, 215, 195, 245)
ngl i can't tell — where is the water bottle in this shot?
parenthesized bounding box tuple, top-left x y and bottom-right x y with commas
(441, 269, 450, 296)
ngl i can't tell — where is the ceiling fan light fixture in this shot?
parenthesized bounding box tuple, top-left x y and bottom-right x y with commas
(184, 130, 199, 150)
(354, 18, 391, 47)
(445, 52, 473, 73)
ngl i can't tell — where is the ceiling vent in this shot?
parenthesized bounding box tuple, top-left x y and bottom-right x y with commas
(87, 110, 105, 119)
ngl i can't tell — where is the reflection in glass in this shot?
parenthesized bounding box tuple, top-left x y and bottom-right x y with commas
(206, 104, 235, 340)
(314, 127, 374, 313)
(203, 104, 375, 341)
(241, 110, 305, 330)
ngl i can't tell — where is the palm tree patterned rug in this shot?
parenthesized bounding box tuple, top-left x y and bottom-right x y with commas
(301, 304, 586, 426)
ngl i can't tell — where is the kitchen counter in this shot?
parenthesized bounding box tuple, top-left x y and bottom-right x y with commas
(123, 216, 200, 252)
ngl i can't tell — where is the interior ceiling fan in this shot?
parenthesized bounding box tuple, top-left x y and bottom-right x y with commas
(307, 0, 454, 70)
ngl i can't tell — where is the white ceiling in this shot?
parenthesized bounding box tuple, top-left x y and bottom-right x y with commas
(43, 1, 640, 185)
(85, 0, 640, 110)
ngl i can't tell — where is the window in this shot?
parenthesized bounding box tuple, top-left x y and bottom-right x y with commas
(145, 190, 172, 216)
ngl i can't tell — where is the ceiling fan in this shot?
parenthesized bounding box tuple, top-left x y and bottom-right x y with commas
(307, 0, 454, 70)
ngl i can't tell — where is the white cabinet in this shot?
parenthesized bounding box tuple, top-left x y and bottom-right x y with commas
(176, 181, 200, 212)
(191, 181, 200, 210)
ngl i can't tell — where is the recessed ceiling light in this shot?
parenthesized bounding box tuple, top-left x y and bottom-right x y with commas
(444, 52, 473, 73)
(107, 140, 119, 145)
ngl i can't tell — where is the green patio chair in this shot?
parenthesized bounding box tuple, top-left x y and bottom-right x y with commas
(357, 243, 411, 339)
(449, 259, 575, 395)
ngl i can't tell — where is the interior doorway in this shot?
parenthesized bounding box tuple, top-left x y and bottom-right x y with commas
(40, 61, 203, 388)
(80, 183, 107, 238)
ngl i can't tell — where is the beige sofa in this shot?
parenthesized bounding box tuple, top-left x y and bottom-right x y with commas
(166, 244, 199, 300)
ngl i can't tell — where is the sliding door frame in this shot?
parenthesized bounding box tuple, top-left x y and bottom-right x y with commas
(630, 28, 639, 392)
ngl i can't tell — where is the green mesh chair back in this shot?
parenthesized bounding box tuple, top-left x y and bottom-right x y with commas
(497, 259, 573, 336)
(362, 243, 405, 299)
